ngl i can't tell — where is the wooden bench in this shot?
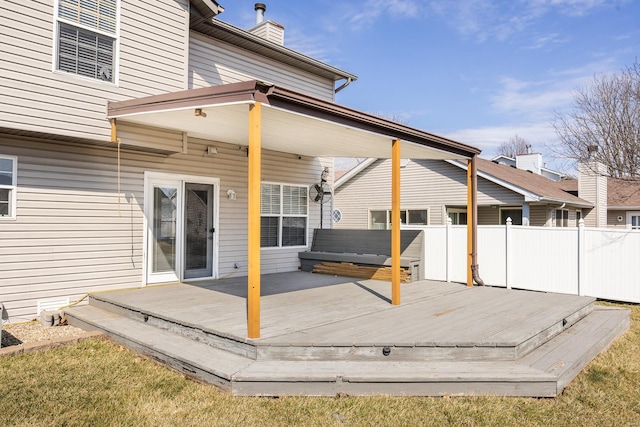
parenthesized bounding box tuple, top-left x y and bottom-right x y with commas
(298, 229, 423, 282)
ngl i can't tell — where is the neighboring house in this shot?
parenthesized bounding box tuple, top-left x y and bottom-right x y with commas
(560, 164, 640, 229)
(334, 157, 593, 229)
(0, 1, 479, 323)
(492, 153, 566, 181)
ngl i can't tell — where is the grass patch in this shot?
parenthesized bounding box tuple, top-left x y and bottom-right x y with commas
(1, 302, 639, 426)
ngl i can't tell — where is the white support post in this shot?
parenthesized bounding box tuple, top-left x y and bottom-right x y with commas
(505, 217, 512, 289)
(578, 219, 585, 296)
(522, 202, 530, 226)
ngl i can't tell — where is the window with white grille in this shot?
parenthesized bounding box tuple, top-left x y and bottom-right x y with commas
(55, 0, 118, 82)
(0, 156, 17, 220)
(369, 209, 428, 229)
(260, 183, 308, 247)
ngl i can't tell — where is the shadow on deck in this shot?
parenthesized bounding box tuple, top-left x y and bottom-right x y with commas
(65, 272, 629, 397)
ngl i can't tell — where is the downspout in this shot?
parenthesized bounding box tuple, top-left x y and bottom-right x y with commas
(334, 77, 353, 94)
(471, 155, 486, 286)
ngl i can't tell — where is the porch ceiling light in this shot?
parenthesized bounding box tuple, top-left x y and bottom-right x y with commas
(194, 108, 207, 118)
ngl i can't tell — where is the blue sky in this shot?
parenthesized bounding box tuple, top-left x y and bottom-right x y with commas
(216, 1, 639, 168)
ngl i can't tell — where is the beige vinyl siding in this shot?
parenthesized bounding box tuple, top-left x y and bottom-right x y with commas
(0, 135, 144, 322)
(334, 159, 524, 228)
(118, 122, 185, 154)
(530, 205, 550, 226)
(0, 0, 189, 142)
(477, 206, 499, 225)
(578, 163, 607, 228)
(607, 210, 628, 229)
(0, 131, 322, 321)
(188, 31, 335, 101)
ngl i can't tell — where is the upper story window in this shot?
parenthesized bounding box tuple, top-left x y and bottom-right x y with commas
(261, 183, 308, 248)
(55, 0, 118, 83)
(0, 156, 17, 220)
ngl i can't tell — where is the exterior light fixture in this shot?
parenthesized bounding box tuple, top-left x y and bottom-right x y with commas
(194, 108, 207, 118)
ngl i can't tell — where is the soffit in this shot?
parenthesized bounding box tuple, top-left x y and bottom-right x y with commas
(107, 81, 480, 160)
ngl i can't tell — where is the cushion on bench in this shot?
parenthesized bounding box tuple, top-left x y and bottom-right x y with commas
(298, 229, 423, 281)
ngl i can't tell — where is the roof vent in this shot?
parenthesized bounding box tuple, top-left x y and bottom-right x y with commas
(254, 3, 266, 25)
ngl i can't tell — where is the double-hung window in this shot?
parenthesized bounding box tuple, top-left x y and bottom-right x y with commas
(261, 183, 308, 247)
(555, 209, 569, 227)
(0, 156, 17, 220)
(628, 212, 640, 230)
(447, 208, 468, 225)
(55, 0, 118, 83)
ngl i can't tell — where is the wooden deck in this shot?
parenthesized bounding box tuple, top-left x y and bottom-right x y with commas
(65, 272, 630, 397)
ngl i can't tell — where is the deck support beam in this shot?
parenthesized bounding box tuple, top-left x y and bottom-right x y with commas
(248, 102, 262, 338)
(391, 139, 401, 305)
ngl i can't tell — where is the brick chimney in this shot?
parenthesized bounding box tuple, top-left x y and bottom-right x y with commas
(248, 3, 285, 46)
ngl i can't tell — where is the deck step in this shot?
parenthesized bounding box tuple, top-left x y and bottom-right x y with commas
(87, 294, 257, 359)
(520, 306, 630, 392)
(230, 307, 629, 397)
(84, 290, 596, 362)
(68, 304, 629, 397)
(65, 305, 255, 391)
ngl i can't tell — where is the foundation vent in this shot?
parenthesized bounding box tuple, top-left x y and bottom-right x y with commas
(37, 297, 70, 315)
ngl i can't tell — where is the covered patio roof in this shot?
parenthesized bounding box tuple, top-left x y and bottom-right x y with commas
(107, 80, 480, 160)
(107, 80, 483, 339)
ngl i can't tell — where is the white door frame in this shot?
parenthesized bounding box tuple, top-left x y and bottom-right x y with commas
(143, 171, 220, 285)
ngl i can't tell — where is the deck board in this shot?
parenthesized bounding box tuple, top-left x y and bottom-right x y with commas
(91, 273, 596, 350)
(66, 272, 629, 397)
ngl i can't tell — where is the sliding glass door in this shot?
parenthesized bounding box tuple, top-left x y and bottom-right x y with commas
(146, 173, 218, 284)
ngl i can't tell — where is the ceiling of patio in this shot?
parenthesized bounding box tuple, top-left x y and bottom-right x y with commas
(108, 81, 480, 160)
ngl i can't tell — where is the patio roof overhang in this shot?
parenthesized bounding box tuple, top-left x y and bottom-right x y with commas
(107, 80, 483, 339)
(107, 80, 480, 160)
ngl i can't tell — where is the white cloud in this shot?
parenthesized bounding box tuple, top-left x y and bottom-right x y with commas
(427, 0, 623, 42)
(344, 0, 421, 29)
(490, 76, 575, 120)
(444, 122, 558, 157)
(524, 33, 570, 50)
(443, 58, 624, 158)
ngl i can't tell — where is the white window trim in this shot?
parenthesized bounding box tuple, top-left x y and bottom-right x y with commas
(627, 211, 640, 230)
(0, 155, 18, 221)
(368, 208, 429, 230)
(51, 0, 121, 86)
(554, 208, 570, 228)
(261, 181, 309, 249)
(446, 208, 468, 225)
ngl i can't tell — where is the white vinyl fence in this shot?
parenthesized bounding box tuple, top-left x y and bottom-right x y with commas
(409, 220, 640, 303)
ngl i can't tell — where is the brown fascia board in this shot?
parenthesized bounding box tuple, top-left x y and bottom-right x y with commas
(190, 18, 358, 83)
(265, 84, 481, 158)
(107, 80, 267, 118)
(190, 0, 224, 20)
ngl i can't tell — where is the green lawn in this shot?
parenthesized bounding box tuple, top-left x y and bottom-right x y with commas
(1, 302, 639, 426)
